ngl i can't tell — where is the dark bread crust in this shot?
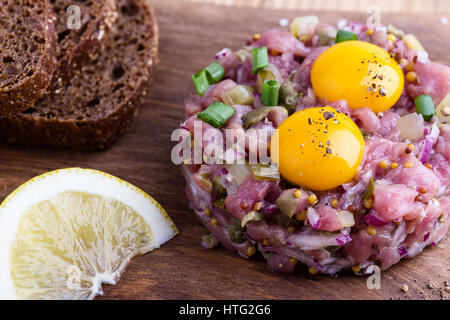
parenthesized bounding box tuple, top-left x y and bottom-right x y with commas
(0, 0, 57, 113)
(0, 0, 158, 150)
(51, 0, 118, 88)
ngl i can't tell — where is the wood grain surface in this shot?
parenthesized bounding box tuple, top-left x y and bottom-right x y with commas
(1, 0, 449, 300)
(188, 0, 450, 13)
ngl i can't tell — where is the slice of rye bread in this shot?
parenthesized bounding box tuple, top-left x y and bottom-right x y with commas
(0, 0, 57, 113)
(0, 0, 158, 150)
(50, 0, 118, 88)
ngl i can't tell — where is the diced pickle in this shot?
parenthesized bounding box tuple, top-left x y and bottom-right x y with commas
(242, 106, 287, 129)
(257, 64, 282, 93)
(276, 192, 299, 218)
(228, 218, 247, 244)
(279, 81, 299, 114)
(212, 176, 227, 198)
(275, 213, 298, 228)
(241, 211, 263, 227)
(221, 85, 255, 106)
(249, 163, 280, 181)
(202, 234, 218, 249)
(362, 178, 375, 201)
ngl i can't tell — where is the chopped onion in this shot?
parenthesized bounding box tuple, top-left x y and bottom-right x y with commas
(397, 112, 424, 140)
(419, 138, 433, 164)
(398, 246, 408, 258)
(436, 93, 450, 126)
(314, 25, 337, 46)
(287, 228, 351, 251)
(419, 124, 440, 164)
(365, 212, 389, 227)
(235, 47, 252, 62)
(336, 234, 352, 246)
(262, 203, 278, 214)
(215, 48, 230, 60)
(290, 16, 319, 39)
(338, 210, 355, 228)
(257, 64, 282, 93)
(224, 164, 250, 185)
(307, 207, 321, 229)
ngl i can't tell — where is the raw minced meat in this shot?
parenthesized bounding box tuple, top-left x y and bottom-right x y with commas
(179, 21, 450, 275)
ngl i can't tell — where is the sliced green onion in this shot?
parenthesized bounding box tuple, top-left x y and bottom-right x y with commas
(252, 46, 269, 74)
(335, 30, 358, 43)
(261, 80, 279, 106)
(192, 69, 210, 96)
(205, 61, 225, 84)
(414, 94, 435, 121)
(197, 101, 236, 128)
(257, 64, 282, 92)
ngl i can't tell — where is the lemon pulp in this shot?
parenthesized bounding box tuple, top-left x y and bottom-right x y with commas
(10, 191, 154, 300)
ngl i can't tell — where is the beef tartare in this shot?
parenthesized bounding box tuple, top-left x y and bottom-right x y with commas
(177, 17, 450, 275)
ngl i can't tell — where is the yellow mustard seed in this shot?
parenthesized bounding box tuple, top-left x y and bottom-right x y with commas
(406, 71, 417, 83)
(390, 162, 398, 169)
(387, 34, 397, 42)
(289, 257, 298, 265)
(352, 266, 361, 273)
(263, 240, 271, 247)
(253, 33, 261, 40)
(308, 193, 318, 205)
(246, 246, 257, 257)
(253, 201, 263, 211)
(296, 211, 307, 221)
(438, 213, 447, 223)
(401, 284, 409, 293)
(294, 189, 302, 198)
(364, 198, 373, 209)
(406, 62, 415, 72)
(366, 226, 377, 236)
(404, 161, 413, 168)
(379, 160, 388, 169)
(287, 226, 296, 234)
(331, 199, 339, 208)
(204, 208, 211, 216)
(210, 218, 219, 226)
(366, 28, 374, 36)
(271, 49, 279, 56)
(308, 267, 318, 275)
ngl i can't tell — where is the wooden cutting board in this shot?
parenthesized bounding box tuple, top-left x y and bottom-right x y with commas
(0, 0, 448, 300)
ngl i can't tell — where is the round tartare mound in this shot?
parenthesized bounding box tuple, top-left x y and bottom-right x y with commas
(179, 19, 450, 275)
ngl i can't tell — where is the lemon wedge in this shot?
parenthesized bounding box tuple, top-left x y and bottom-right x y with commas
(0, 168, 177, 300)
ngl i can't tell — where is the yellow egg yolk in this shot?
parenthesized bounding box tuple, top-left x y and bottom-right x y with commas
(271, 106, 365, 191)
(311, 41, 404, 113)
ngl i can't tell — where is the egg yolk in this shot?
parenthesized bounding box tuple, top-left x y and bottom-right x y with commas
(271, 106, 365, 191)
(311, 41, 404, 113)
